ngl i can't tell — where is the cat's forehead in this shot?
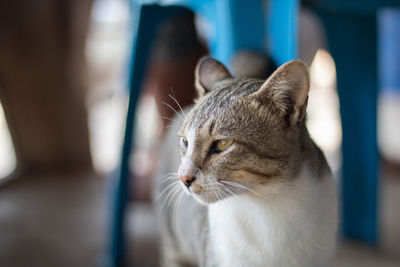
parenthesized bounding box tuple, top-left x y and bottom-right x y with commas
(179, 78, 271, 140)
(192, 79, 262, 121)
(207, 78, 262, 101)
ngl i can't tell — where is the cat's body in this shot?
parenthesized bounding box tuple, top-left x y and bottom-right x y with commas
(154, 57, 337, 267)
(209, 169, 336, 267)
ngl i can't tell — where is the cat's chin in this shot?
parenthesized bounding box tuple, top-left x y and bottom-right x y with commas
(190, 191, 233, 205)
(190, 193, 221, 205)
(180, 181, 228, 204)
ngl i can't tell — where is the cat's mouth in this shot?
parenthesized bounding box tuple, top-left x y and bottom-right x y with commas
(179, 180, 216, 204)
(181, 178, 244, 204)
(180, 181, 202, 195)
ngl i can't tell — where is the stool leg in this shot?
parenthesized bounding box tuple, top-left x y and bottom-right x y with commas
(202, 0, 298, 68)
(205, 0, 266, 66)
(267, 0, 299, 65)
(109, 5, 196, 266)
(319, 11, 379, 244)
(110, 5, 159, 267)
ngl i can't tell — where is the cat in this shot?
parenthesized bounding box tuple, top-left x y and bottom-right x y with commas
(154, 56, 338, 267)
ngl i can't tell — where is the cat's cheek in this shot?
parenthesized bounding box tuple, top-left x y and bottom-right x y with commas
(189, 185, 210, 204)
(190, 183, 204, 194)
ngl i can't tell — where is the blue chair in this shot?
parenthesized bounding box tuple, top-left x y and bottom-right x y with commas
(310, 0, 400, 246)
(109, 0, 298, 266)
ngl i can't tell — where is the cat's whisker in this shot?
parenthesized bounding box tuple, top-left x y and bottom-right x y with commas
(159, 176, 179, 186)
(162, 175, 178, 182)
(160, 116, 180, 130)
(159, 182, 181, 211)
(218, 180, 238, 195)
(161, 174, 179, 179)
(163, 172, 179, 176)
(162, 116, 184, 126)
(220, 183, 236, 198)
(212, 187, 220, 204)
(220, 180, 264, 199)
(156, 180, 180, 202)
(159, 172, 179, 181)
(162, 101, 184, 121)
(166, 185, 184, 211)
(221, 191, 232, 210)
(161, 116, 175, 122)
(172, 190, 185, 233)
(160, 173, 179, 180)
(168, 93, 186, 118)
(215, 187, 222, 200)
(221, 187, 233, 199)
(166, 188, 184, 230)
(216, 188, 230, 211)
(169, 87, 186, 118)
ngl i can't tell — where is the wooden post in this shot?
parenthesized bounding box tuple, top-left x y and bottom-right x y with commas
(0, 0, 93, 174)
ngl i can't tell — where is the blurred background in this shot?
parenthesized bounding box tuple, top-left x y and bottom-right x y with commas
(0, 0, 399, 266)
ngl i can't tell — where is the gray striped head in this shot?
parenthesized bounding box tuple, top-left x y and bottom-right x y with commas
(177, 57, 310, 204)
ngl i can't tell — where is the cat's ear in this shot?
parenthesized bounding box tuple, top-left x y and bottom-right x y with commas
(195, 57, 232, 98)
(255, 60, 310, 124)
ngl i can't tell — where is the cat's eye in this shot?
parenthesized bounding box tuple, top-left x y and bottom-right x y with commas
(180, 137, 188, 150)
(215, 139, 233, 152)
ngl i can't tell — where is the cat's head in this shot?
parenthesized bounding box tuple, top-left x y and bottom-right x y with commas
(177, 57, 310, 204)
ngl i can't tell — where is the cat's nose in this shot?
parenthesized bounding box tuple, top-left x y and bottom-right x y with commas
(179, 175, 196, 188)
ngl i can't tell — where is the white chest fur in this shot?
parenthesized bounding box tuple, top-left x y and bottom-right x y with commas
(208, 173, 337, 267)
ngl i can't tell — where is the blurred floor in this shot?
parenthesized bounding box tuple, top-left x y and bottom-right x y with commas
(1, 169, 398, 266)
(334, 169, 400, 267)
(0, 171, 106, 267)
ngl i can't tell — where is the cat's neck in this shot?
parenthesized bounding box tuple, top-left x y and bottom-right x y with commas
(207, 168, 336, 267)
(209, 166, 317, 220)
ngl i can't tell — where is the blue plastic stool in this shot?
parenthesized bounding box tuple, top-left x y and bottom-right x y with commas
(109, 0, 299, 266)
(311, 0, 400, 245)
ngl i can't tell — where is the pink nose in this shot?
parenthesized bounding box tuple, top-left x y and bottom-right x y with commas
(179, 175, 196, 188)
